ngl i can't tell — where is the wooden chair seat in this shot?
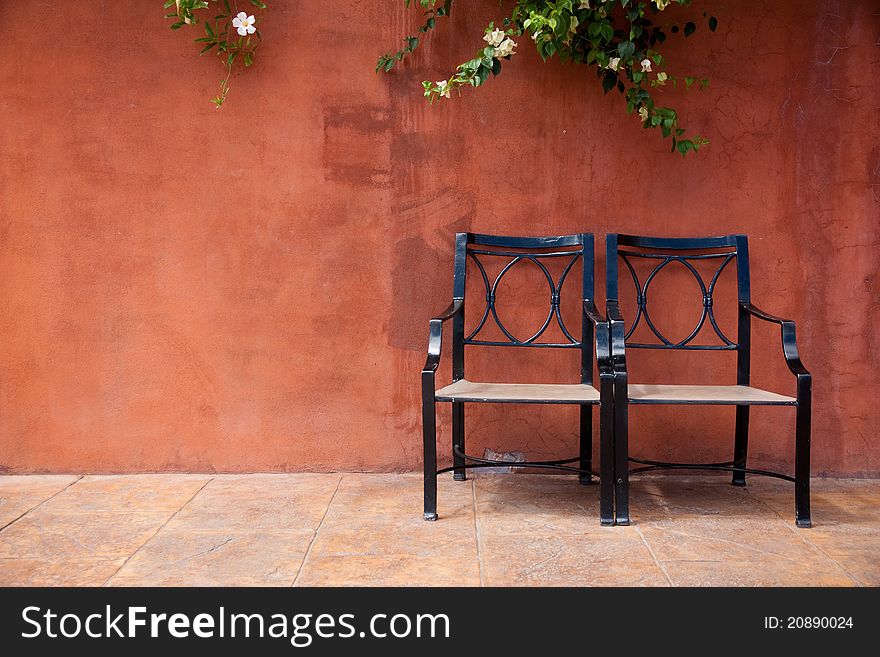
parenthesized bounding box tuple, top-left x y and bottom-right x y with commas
(435, 380, 601, 404)
(626, 383, 796, 405)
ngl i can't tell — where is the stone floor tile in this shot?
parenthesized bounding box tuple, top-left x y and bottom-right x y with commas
(305, 475, 478, 567)
(478, 531, 668, 586)
(206, 473, 342, 494)
(660, 558, 856, 586)
(294, 554, 480, 587)
(108, 529, 312, 586)
(638, 520, 830, 564)
(0, 473, 875, 587)
(0, 475, 81, 493)
(802, 531, 880, 586)
(327, 473, 473, 519)
(746, 478, 880, 531)
(0, 556, 127, 586)
(0, 475, 80, 526)
(167, 474, 342, 532)
(474, 474, 603, 535)
(309, 517, 477, 559)
(626, 476, 769, 523)
(43, 474, 211, 514)
(0, 510, 169, 559)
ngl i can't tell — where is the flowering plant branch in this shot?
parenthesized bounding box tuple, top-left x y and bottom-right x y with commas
(381, 0, 717, 156)
(164, 0, 267, 107)
(377, 1, 453, 72)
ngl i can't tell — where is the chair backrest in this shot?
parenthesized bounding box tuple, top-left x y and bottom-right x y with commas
(606, 234, 751, 354)
(450, 233, 596, 383)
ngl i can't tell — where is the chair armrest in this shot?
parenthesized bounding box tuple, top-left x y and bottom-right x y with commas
(605, 299, 625, 324)
(605, 300, 628, 374)
(432, 299, 464, 322)
(583, 300, 606, 327)
(423, 299, 464, 374)
(741, 302, 791, 325)
(741, 302, 810, 377)
(584, 301, 613, 374)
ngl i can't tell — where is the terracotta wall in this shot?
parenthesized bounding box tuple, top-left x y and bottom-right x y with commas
(1, 1, 878, 475)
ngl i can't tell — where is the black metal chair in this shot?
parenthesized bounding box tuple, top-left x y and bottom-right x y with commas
(422, 233, 615, 524)
(605, 234, 812, 527)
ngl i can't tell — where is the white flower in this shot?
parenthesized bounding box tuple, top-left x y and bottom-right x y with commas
(493, 38, 516, 58)
(656, 71, 668, 84)
(579, 0, 591, 8)
(607, 57, 621, 71)
(640, 58, 652, 72)
(436, 80, 451, 99)
(483, 28, 506, 47)
(232, 12, 256, 36)
(654, 0, 671, 9)
(638, 106, 649, 122)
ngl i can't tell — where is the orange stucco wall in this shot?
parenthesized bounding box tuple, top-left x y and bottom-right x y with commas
(1, 1, 878, 475)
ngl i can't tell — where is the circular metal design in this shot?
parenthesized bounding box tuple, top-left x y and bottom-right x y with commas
(465, 252, 582, 346)
(642, 257, 707, 347)
(490, 256, 556, 344)
(620, 252, 737, 348)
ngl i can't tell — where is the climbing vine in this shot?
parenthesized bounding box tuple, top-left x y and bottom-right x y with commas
(164, 0, 717, 155)
(164, 0, 267, 107)
(378, 1, 717, 156)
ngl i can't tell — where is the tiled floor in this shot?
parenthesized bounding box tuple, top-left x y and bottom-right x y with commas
(0, 473, 877, 586)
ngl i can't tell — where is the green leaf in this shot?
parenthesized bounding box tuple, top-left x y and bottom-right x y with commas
(243, 52, 254, 67)
(684, 22, 696, 37)
(708, 16, 718, 32)
(602, 72, 617, 94)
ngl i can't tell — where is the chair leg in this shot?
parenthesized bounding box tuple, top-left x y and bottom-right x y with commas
(452, 401, 466, 481)
(422, 376, 438, 521)
(795, 375, 812, 528)
(579, 404, 593, 485)
(599, 375, 614, 525)
(732, 405, 750, 486)
(613, 372, 630, 526)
